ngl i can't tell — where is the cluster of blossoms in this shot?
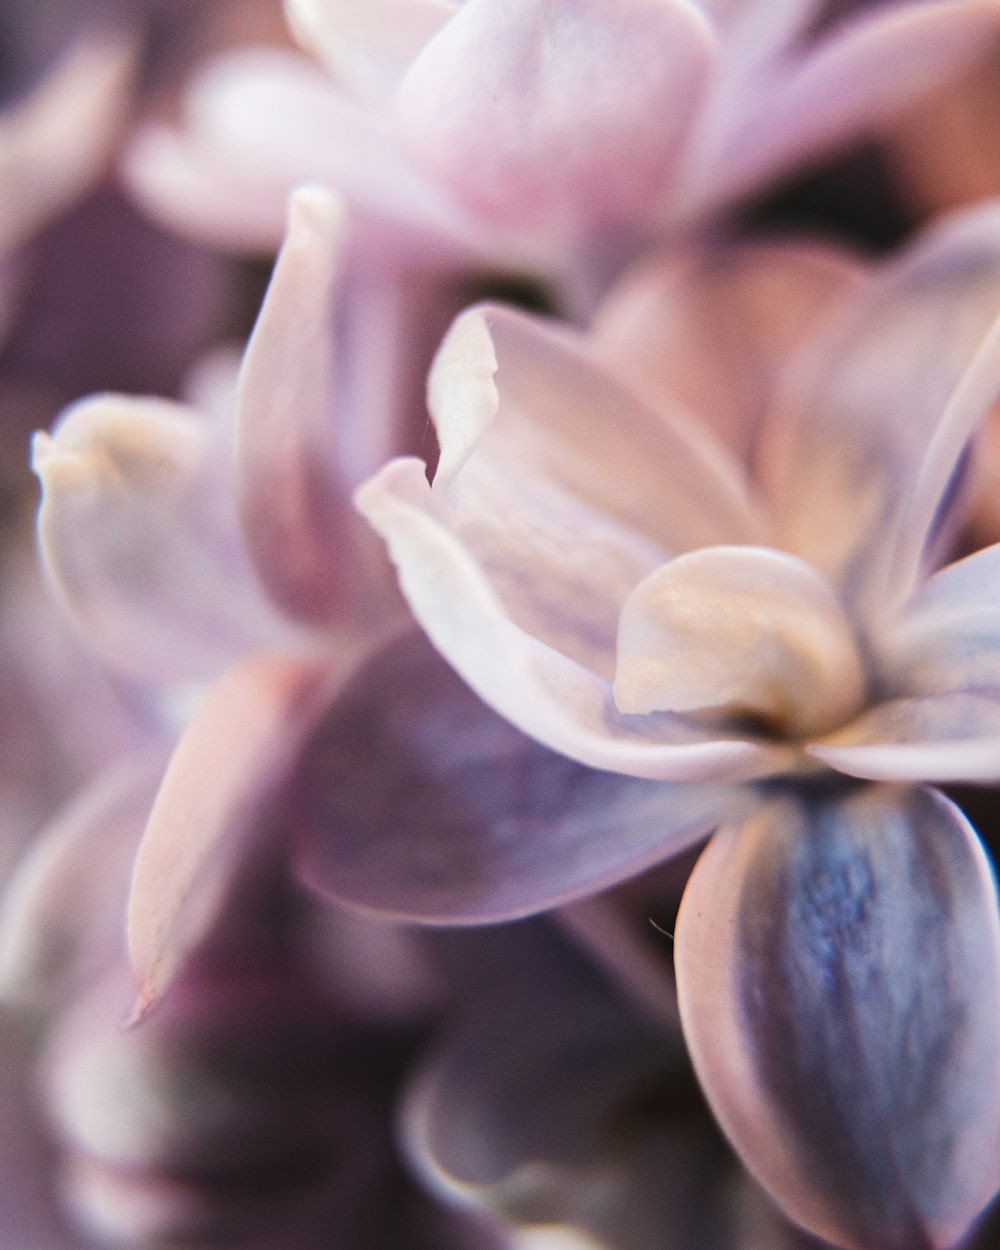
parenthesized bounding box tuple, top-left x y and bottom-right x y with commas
(7, 1, 1000, 1248)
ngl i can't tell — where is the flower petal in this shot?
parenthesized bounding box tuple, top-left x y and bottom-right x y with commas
(356, 460, 786, 783)
(0, 33, 136, 253)
(593, 239, 868, 465)
(426, 303, 767, 678)
(33, 394, 287, 686)
(0, 754, 165, 1002)
(810, 692, 1000, 784)
(295, 630, 743, 923)
(286, 0, 457, 104)
(676, 784, 1000, 1250)
(759, 201, 1000, 610)
(614, 545, 865, 738)
(393, 0, 716, 239)
(127, 655, 330, 1018)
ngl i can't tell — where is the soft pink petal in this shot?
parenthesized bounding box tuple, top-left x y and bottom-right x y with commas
(235, 186, 361, 628)
(425, 304, 767, 678)
(33, 394, 288, 685)
(0, 755, 165, 1002)
(393, 0, 716, 239)
(286, 0, 457, 104)
(0, 33, 136, 253)
(126, 654, 332, 1018)
(810, 692, 1000, 784)
(676, 785, 1000, 1250)
(356, 459, 788, 784)
(759, 201, 1000, 612)
(593, 239, 868, 465)
(686, 1, 1000, 211)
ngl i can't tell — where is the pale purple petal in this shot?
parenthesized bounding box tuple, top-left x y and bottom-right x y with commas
(594, 239, 868, 465)
(0, 754, 165, 1001)
(0, 33, 136, 253)
(686, 1, 1000, 212)
(424, 304, 767, 679)
(33, 394, 289, 685)
(286, 0, 457, 104)
(235, 186, 363, 628)
(759, 202, 1000, 612)
(809, 692, 1000, 783)
(127, 655, 331, 1018)
(392, 0, 716, 239)
(295, 631, 745, 923)
(356, 461, 786, 784)
(676, 784, 1000, 1250)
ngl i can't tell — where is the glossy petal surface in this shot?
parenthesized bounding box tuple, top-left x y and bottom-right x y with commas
(676, 784, 1000, 1250)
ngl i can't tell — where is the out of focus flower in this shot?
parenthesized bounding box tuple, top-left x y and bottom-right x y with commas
(355, 203, 1000, 1249)
(123, 0, 1000, 301)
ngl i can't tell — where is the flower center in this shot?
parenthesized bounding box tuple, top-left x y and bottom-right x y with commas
(612, 545, 867, 740)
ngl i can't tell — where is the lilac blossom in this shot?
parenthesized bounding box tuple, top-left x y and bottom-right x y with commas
(354, 203, 1000, 1248)
(122, 0, 1000, 299)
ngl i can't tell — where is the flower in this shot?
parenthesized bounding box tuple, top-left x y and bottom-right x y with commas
(123, 0, 1000, 297)
(354, 203, 1000, 1248)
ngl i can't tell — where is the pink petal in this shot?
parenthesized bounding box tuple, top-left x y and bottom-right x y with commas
(286, 0, 457, 104)
(356, 458, 787, 784)
(688, 1, 1000, 211)
(426, 303, 767, 678)
(759, 201, 1000, 612)
(296, 630, 743, 923)
(126, 655, 331, 1018)
(0, 755, 165, 1002)
(0, 33, 136, 253)
(393, 0, 716, 239)
(33, 394, 286, 686)
(594, 239, 868, 466)
(676, 784, 1000, 1250)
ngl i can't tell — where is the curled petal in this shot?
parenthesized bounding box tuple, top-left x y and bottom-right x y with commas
(393, 0, 716, 238)
(356, 460, 786, 784)
(426, 303, 767, 677)
(614, 545, 865, 737)
(127, 655, 331, 1018)
(676, 784, 1000, 1250)
(286, 0, 457, 104)
(296, 630, 744, 923)
(33, 395, 286, 685)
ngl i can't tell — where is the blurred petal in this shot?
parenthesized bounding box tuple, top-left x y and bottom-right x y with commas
(614, 545, 865, 737)
(127, 655, 329, 1018)
(760, 202, 1000, 611)
(393, 0, 716, 237)
(236, 186, 361, 628)
(34, 394, 286, 685)
(0, 754, 165, 1002)
(357, 461, 786, 784)
(676, 784, 1000, 1250)
(296, 631, 743, 923)
(0, 33, 136, 253)
(875, 542, 1000, 696)
(286, 0, 457, 103)
(426, 304, 767, 677)
(594, 240, 868, 464)
(810, 692, 1000, 783)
